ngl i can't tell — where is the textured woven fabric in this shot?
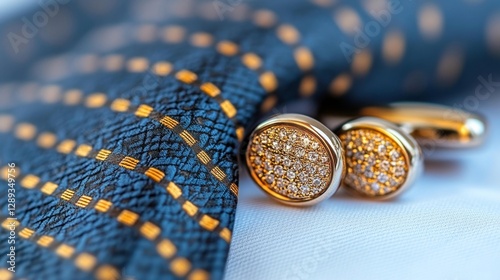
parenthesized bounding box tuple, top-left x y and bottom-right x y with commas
(0, 0, 499, 279)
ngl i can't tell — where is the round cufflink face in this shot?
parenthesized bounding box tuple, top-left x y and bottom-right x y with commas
(246, 114, 345, 206)
(336, 117, 423, 199)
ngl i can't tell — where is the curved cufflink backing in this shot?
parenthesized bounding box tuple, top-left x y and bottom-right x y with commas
(359, 102, 487, 149)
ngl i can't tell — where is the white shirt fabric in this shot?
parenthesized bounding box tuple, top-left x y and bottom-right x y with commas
(225, 94, 500, 280)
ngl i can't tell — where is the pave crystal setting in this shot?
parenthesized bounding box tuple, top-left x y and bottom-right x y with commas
(248, 125, 333, 200)
(339, 128, 409, 197)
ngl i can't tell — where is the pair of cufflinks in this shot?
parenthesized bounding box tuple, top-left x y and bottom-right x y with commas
(244, 103, 486, 206)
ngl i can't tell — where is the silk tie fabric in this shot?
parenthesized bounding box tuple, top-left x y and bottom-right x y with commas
(0, 0, 499, 279)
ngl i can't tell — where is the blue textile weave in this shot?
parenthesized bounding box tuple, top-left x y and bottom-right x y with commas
(0, 0, 499, 279)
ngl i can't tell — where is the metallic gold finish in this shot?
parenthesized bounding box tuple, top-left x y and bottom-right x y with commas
(245, 114, 345, 206)
(360, 102, 487, 148)
(336, 117, 423, 199)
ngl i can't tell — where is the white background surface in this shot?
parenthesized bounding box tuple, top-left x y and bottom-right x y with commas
(225, 93, 500, 280)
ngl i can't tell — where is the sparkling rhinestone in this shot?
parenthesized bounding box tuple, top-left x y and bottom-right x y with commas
(279, 129, 287, 138)
(290, 132, 298, 142)
(354, 164, 363, 173)
(254, 156, 262, 165)
(275, 154, 282, 163)
(274, 165, 284, 176)
(305, 164, 316, 174)
(300, 185, 310, 194)
(288, 184, 298, 193)
(364, 169, 373, 178)
(366, 143, 374, 151)
(293, 162, 302, 171)
(318, 167, 328, 176)
(283, 158, 292, 167)
(371, 183, 380, 192)
(296, 148, 305, 157)
(320, 155, 328, 163)
(276, 178, 287, 188)
(302, 137, 310, 147)
(272, 141, 279, 149)
(380, 161, 390, 170)
(360, 179, 370, 190)
(378, 144, 386, 154)
(287, 170, 296, 180)
(390, 150, 400, 160)
(299, 172, 308, 183)
(308, 152, 318, 161)
(253, 144, 263, 153)
(284, 143, 293, 151)
(311, 142, 319, 149)
(389, 178, 399, 187)
(255, 167, 263, 175)
(260, 134, 268, 144)
(377, 173, 388, 183)
(366, 157, 376, 165)
(265, 174, 275, 184)
(264, 161, 273, 171)
(312, 178, 321, 187)
(354, 138, 362, 146)
(354, 151, 364, 160)
(265, 150, 273, 160)
(394, 167, 405, 177)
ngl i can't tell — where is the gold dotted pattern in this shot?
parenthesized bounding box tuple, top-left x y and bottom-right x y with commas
(0, 216, 119, 279)
(0, 169, 208, 277)
(339, 129, 409, 197)
(329, 73, 352, 96)
(6, 21, 286, 127)
(382, 30, 406, 64)
(334, 7, 362, 35)
(0, 111, 237, 196)
(418, 4, 443, 40)
(19, 16, 289, 109)
(0, 115, 14, 132)
(0, 120, 233, 242)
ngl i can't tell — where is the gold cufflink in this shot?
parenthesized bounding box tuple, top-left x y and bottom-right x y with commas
(245, 114, 345, 206)
(246, 103, 487, 204)
(245, 114, 422, 203)
(330, 102, 486, 199)
(335, 117, 423, 199)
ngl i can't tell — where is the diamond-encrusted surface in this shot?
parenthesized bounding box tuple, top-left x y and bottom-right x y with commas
(248, 125, 333, 200)
(339, 129, 408, 197)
